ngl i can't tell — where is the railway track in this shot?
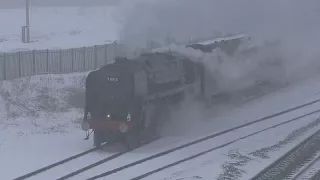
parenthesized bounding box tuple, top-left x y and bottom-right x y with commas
(88, 111, 320, 180)
(13, 98, 320, 180)
(249, 128, 320, 180)
(80, 100, 320, 179)
(290, 153, 320, 180)
(13, 138, 158, 180)
(13, 146, 101, 180)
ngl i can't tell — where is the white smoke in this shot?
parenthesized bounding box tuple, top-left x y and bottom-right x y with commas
(116, 0, 320, 46)
(115, 0, 320, 88)
(114, 0, 320, 136)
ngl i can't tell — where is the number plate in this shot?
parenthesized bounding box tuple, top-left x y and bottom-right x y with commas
(107, 77, 118, 82)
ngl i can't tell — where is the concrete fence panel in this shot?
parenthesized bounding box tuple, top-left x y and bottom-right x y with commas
(84, 46, 95, 70)
(73, 47, 86, 72)
(4, 52, 20, 80)
(34, 49, 49, 74)
(60, 49, 73, 73)
(19, 51, 34, 77)
(47, 49, 61, 74)
(0, 43, 119, 81)
(106, 43, 116, 64)
(95, 45, 106, 67)
(0, 54, 5, 80)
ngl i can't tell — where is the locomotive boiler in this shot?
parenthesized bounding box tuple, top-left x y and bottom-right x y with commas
(81, 52, 209, 149)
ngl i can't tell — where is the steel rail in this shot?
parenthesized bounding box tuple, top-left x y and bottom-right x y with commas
(86, 99, 320, 180)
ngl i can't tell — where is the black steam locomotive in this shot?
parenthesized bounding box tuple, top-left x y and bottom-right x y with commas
(81, 51, 210, 149)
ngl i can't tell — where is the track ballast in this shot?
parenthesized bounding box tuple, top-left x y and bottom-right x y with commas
(250, 129, 320, 180)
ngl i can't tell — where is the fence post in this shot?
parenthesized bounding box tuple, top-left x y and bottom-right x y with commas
(112, 42, 116, 63)
(94, 45, 97, 69)
(71, 48, 74, 72)
(46, 49, 49, 73)
(3, 53, 6, 80)
(104, 44, 107, 65)
(83, 47, 86, 70)
(32, 50, 36, 75)
(60, 49, 63, 73)
(18, 51, 22, 78)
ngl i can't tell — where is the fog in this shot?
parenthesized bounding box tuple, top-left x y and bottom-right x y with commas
(116, 0, 320, 86)
(0, 0, 118, 8)
(116, 0, 320, 48)
(115, 0, 320, 136)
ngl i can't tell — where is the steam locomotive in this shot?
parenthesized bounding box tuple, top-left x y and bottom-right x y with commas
(80, 34, 250, 149)
(81, 51, 213, 149)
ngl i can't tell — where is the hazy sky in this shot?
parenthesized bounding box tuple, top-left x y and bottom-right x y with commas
(116, 0, 320, 50)
(2, 0, 320, 66)
(0, 0, 118, 8)
(114, 0, 320, 86)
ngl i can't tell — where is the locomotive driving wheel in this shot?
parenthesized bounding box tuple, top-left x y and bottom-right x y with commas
(153, 104, 170, 139)
(125, 130, 143, 150)
(93, 130, 103, 147)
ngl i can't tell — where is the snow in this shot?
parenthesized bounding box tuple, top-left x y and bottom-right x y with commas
(0, 72, 89, 146)
(1, 37, 320, 179)
(147, 115, 320, 180)
(72, 107, 320, 180)
(0, 71, 94, 179)
(193, 34, 247, 46)
(0, 132, 93, 179)
(28, 146, 120, 180)
(293, 152, 320, 180)
(1, 68, 320, 179)
(1, 72, 320, 179)
(160, 74, 320, 138)
(0, 1, 320, 180)
(0, 6, 119, 52)
(1, 4, 320, 178)
(151, 33, 247, 53)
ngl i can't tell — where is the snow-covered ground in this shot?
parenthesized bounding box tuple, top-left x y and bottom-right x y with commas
(0, 72, 90, 179)
(148, 113, 320, 180)
(1, 69, 320, 179)
(24, 101, 320, 179)
(0, 6, 119, 52)
(56, 97, 320, 180)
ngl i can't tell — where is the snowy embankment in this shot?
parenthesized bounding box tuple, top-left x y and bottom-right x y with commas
(0, 72, 89, 147)
(0, 72, 94, 179)
(0, 6, 119, 52)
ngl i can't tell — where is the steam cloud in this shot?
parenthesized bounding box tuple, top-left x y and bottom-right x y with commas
(116, 0, 319, 47)
(115, 0, 320, 85)
(115, 0, 320, 136)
